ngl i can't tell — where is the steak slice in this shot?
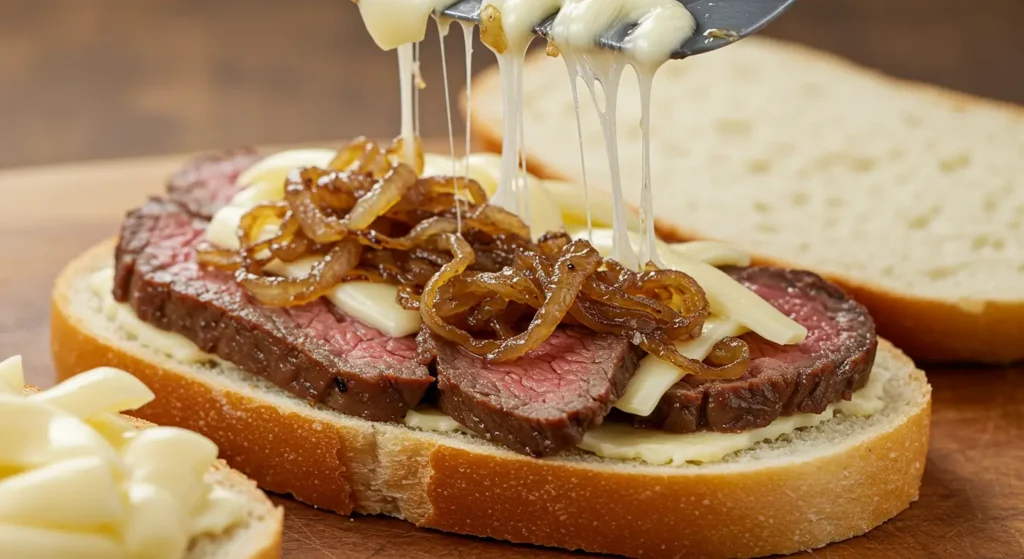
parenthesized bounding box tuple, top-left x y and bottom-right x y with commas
(113, 198, 433, 421)
(167, 149, 261, 219)
(423, 327, 640, 457)
(634, 266, 877, 433)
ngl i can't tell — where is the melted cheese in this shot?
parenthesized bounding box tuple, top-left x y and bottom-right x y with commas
(0, 361, 245, 558)
(88, 269, 213, 364)
(404, 407, 467, 432)
(614, 316, 747, 416)
(404, 366, 888, 465)
(233, 148, 335, 203)
(357, 0, 454, 50)
(266, 258, 421, 338)
(423, 152, 565, 238)
(581, 365, 889, 465)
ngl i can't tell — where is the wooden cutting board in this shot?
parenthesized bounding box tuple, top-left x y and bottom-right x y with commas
(1, 145, 1022, 559)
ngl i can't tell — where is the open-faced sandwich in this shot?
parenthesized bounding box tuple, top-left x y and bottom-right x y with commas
(0, 356, 282, 559)
(50, 0, 932, 557)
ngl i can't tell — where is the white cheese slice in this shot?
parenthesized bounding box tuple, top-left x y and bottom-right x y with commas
(233, 148, 336, 198)
(404, 407, 466, 432)
(614, 316, 747, 416)
(329, 282, 421, 338)
(88, 270, 213, 364)
(667, 240, 752, 268)
(206, 203, 422, 338)
(266, 258, 422, 338)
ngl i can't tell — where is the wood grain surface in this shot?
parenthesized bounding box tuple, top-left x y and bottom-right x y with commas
(1, 0, 1022, 168)
(1, 143, 1023, 558)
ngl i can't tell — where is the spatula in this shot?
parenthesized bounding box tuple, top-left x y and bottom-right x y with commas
(439, 0, 797, 58)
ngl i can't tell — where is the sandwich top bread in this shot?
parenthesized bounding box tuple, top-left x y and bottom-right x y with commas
(466, 37, 1024, 364)
(0, 356, 282, 559)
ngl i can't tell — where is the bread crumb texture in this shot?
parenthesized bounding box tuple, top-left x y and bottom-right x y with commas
(505, 39, 1024, 301)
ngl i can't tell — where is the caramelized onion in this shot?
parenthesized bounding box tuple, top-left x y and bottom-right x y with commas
(205, 136, 747, 380)
(237, 239, 362, 307)
(485, 240, 601, 362)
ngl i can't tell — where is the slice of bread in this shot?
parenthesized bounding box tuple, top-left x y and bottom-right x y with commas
(51, 239, 931, 559)
(14, 389, 283, 559)
(466, 37, 1024, 363)
(183, 460, 283, 559)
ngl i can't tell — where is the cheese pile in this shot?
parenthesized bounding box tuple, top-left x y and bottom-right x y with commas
(0, 357, 245, 559)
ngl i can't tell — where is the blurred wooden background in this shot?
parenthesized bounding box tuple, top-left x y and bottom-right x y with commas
(0, 0, 1021, 169)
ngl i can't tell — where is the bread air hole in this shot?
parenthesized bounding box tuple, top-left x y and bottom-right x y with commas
(939, 153, 971, 173)
(926, 265, 965, 281)
(716, 118, 751, 136)
(971, 235, 1006, 252)
(747, 158, 772, 174)
(908, 214, 933, 230)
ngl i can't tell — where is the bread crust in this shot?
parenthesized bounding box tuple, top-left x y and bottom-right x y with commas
(464, 39, 1024, 364)
(52, 239, 930, 558)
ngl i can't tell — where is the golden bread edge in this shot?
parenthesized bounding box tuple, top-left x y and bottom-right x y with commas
(52, 238, 930, 559)
(463, 38, 1024, 364)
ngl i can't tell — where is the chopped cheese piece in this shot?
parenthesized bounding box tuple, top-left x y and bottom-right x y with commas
(0, 525, 126, 559)
(614, 316, 747, 416)
(404, 407, 466, 432)
(0, 356, 24, 394)
(30, 366, 155, 419)
(266, 258, 422, 338)
(0, 456, 124, 528)
(233, 148, 336, 198)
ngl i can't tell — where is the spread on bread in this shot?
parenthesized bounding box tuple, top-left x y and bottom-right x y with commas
(0, 356, 245, 559)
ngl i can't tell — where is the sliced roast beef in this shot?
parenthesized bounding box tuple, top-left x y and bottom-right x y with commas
(424, 327, 640, 457)
(167, 149, 261, 219)
(113, 198, 433, 421)
(633, 266, 876, 433)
